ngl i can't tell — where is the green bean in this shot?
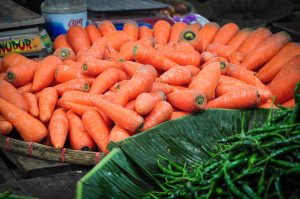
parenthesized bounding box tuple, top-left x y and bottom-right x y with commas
(234, 167, 264, 181)
(286, 166, 300, 174)
(261, 134, 300, 148)
(157, 159, 182, 177)
(263, 174, 275, 199)
(274, 176, 284, 199)
(257, 163, 267, 195)
(242, 184, 261, 199)
(270, 158, 300, 168)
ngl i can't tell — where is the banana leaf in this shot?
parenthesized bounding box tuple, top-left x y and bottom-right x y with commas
(77, 108, 272, 199)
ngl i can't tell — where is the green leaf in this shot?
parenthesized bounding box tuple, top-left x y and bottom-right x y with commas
(77, 108, 271, 199)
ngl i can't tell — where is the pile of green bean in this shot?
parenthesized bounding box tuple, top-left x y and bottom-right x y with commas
(146, 82, 300, 199)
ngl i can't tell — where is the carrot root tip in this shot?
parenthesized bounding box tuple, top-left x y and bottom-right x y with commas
(6, 71, 15, 82)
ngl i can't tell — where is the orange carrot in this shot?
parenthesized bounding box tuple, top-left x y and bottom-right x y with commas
(179, 28, 202, 52)
(198, 22, 220, 51)
(153, 20, 171, 45)
(167, 89, 206, 112)
(39, 87, 58, 123)
(109, 80, 129, 92)
(98, 20, 116, 37)
(120, 37, 155, 52)
(17, 82, 33, 94)
(22, 92, 39, 117)
(60, 90, 94, 106)
(237, 27, 272, 55)
(53, 47, 75, 61)
(0, 72, 5, 80)
(156, 67, 192, 86)
(90, 95, 144, 132)
(53, 78, 90, 95)
(125, 99, 136, 111)
(1, 53, 28, 73)
(207, 43, 243, 64)
(59, 100, 97, 116)
(55, 64, 87, 83)
(75, 38, 106, 63)
(150, 91, 166, 102)
(138, 26, 153, 39)
(205, 87, 260, 109)
(257, 42, 300, 83)
(104, 43, 118, 61)
(170, 111, 190, 120)
(134, 93, 155, 115)
(0, 115, 13, 135)
(212, 23, 239, 45)
(227, 28, 253, 50)
(104, 31, 130, 51)
(185, 65, 200, 76)
(241, 31, 291, 71)
(155, 44, 201, 66)
(267, 55, 300, 103)
(0, 79, 28, 111)
(141, 101, 173, 131)
(49, 108, 68, 149)
(123, 21, 139, 42)
(120, 61, 143, 77)
(32, 55, 62, 92)
(82, 109, 110, 153)
(63, 60, 82, 69)
(67, 110, 95, 151)
(150, 82, 177, 94)
(53, 34, 72, 50)
(89, 68, 126, 94)
(112, 65, 157, 106)
(201, 51, 216, 63)
(81, 59, 121, 77)
(281, 98, 295, 108)
(0, 97, 47, 142)
(169, 22, 188, 43)
(188, 62, 222, 101)
(259, 100, 278, 109)
(6, 58, 37, 87)
(189, 22, 202, 31)
(133, 44, 179, 71)
(66, 26, 91, 54)
(109, 125, 130, 143)
(86, 24, 102, 44)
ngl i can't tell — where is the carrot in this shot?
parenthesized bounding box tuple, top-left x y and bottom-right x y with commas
(0, 115, 13, 135)
(1, 53, 28, 73)
(167, 89, 206, 112)
(120, 37, 155, 52)
(76, 39, 106, 63)
(257, 42, 300, 83)
(67, 110, 95, 151)
(120, 61, 143, 77)
(201, 51, 216, 63)
(0, 79, 28, 111)
(185, 65, 200, 76)
(22, 92, 39, 117)
(0, 98, 47, 142)
(207, 43, 243, 64)
(90, 95, 144, 132)
(123, 21, 139, 42)
(89, 68, 126, 94)
(133, 44, 179, 71)
(198, 22, 220, 51)
(150, 82, 177, 94)
(237, 27, 272, 55)
(227, 28, 253, 50)
(156, 67, 192, 86)
(49, 108, 68, 149)
(66, 26, 91, 54)
(189, 22, 202, 31)
(0, 72, 5, 80)
(16, 82, 32, 94)
(81, 59, 121, 77)
(267, 55, 300, 103)
(281, 98, 295, 108)
(104, 43, 118, 61)
(169, 22, 188, 43)
(141, 101, 173, 131)
(32, 55, 62, 92)
(53, 47, 75, 61)
(205, 87, 260, 109)
(39, 87, 58, 123)
(150, 91, 166, 102)
(138, 26, 153, 39)
(104, 31, 130, 51)
(153, 20, 171, 45)
(134, 93, 155, 115)
(82, 109, 110, 153)
(53, 78, 89, 95)
(86, 24, 102, 44)
(204, 56, 228, 66)
(259, 100, 278, 109)
(155, 44, 201, 66)
(53, 34, 72, 50)
(188, 62, 222, 101)
(170, 111, 190, 120)
(241, 31, 291, 71)
(212, 23, 239, 45)
(98, 20, 116, 37)
(6, 58, 37, 87)
(62, 60, 82, 69)
(109, 125, 131, 143)
(60, 90, 94, 106)
(59, 100, 96, 115)
(109, 80, 129, 92)
(179, 28, 202, 52)
(112, 65, 157, 106)
(55, 64, 87, 83)
(125, 99, 136, 111)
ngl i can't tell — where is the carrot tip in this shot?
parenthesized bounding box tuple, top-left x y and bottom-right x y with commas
(83, 83, 90, 92)
(6, 71, 15, 82)
(220, 62, 226, 70)
(182, 30, 196, 41)
(82, 64, 88, 72)
(137, 122, 144, 132)
(60, 49, 70, 58)
(196, 95, 206, 106)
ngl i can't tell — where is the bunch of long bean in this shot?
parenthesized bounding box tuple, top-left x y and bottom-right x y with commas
(146, 82, 300, 199)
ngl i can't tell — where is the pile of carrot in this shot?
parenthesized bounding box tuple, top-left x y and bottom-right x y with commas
(0, 19, 299, 154)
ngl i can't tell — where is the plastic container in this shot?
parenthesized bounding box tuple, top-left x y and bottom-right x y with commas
(41, 0, 87, 39)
